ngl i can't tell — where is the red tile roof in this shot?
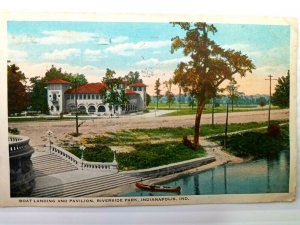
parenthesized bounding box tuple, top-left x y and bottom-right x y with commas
(47, 79, 72, 85)
(130, 82, 147, 87)
(125, 89, 138, 95)
(66, 83, 107, 94)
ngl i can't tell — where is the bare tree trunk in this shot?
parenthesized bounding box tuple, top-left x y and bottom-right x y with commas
(193, 101, 206, 148)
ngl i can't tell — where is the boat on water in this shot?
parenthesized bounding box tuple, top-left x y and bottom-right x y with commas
(135, 181, 181, 193)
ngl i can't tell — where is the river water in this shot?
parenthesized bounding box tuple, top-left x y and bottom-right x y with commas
(121, 150, 290, 196)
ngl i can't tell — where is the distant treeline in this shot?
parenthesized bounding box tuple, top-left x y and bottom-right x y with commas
(151, 95, 269, 106)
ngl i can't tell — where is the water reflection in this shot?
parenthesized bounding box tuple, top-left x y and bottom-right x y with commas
(120, 150, 290, 197)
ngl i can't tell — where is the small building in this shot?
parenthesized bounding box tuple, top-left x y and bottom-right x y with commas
(46, 79, 147, 116)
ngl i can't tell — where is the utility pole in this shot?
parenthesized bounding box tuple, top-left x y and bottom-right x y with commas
(265, 75, 277, 125)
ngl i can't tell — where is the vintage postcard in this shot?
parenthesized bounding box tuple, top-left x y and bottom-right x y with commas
(0, 12, 297, 207)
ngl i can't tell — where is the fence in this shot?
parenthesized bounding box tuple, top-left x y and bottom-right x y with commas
(50, 145, 118, 172)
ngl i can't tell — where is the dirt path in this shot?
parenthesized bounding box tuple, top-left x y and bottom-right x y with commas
(9, 109, 289, 148)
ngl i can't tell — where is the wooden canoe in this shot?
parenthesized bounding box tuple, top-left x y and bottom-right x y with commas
(135, 181, 181, 193)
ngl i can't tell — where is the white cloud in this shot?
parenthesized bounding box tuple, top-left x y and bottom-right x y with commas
(84, 48, 105, 62)
(43, 48, 81, 60)
(9, 30, 96, 45)
(84, 49, 102, 55)
(111, 36, 129, 43)
(136, 58, 159, 66)
(222, 43, 252, 51)
(8, 49, 29, 62)
(136, 57, 189, 67)
(8, 34, 38, 44)
(40, 30, 95, 45)
(17, 62, 106, 82)
(105, 40, 170, 56)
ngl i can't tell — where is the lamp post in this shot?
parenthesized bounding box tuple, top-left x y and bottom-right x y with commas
(46, 130, 53, 154)
(79, 145, 86, 170)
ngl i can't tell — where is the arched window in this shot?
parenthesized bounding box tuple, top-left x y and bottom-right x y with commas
(98, 105, 106, 112)
(78, 105, 86, 113)
(88, 105, 96, 114)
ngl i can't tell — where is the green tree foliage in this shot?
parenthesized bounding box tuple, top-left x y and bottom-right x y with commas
(146, 93, 151, 106)
(28, 76, 48, 113)
(154, 78, 162, 108)
(101, 68, 128, 112)
(187, 94, 196, 109)
(124, 71, 142, 85)
(225, 79, 243, 112)
(43, 65, 87, 87)
(171, 22, 255, 147)
(165, 91, 175, 109)
(28, 65, 87, 113)
(272, 70, 290, 108)
(164, 79, 175, 109)
(7, 64, 28, 115)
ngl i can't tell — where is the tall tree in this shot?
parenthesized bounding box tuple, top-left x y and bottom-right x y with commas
(225, 79, 242, 112)
(124, 71, 142, 85)
(154, 78, 162, 109)
(28, 65, 87, 114)
(171, 22, 255, 148)
(165, 91, 175, 109)
(146, 93, 151, 106)
(43, 65, 87, 87)
(28, 76, 48, 113)
(101, 69, 128, 113)
(65, 73, 88, 88)
(272, 70, 290, 108)
(7, 64, 28, 115)
(164, 79, 174, 109)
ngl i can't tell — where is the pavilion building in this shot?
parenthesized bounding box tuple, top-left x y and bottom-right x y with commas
(46, 79, 147, 116)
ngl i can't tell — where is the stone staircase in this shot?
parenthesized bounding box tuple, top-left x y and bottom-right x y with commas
(32, 154, 78, 177)
(30, 173, 140, 197)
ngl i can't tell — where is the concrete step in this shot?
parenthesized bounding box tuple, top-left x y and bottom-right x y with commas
(34, 168, 78, 177)
(32, 153, 78, 177)
(32, 173, 131, 194)
(31, 173, 140, 197)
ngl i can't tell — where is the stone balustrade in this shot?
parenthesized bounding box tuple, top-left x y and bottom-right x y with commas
(9, 135, 34, 158)
(50, 145, 118, 172)
(9, 134, 35, 197)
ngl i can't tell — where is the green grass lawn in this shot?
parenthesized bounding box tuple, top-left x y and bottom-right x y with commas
(84, 120, 286, 146)
(161, 105, 279, 116)
(69, 141, 205, 171)
(68, 120, 287, 170)
(209, 124, 289, 158)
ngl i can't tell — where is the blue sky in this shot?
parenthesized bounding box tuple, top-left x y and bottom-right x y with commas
(7, 21, 290, 95)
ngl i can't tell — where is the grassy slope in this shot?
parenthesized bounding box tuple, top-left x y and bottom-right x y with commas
(68, 120, 287, 170)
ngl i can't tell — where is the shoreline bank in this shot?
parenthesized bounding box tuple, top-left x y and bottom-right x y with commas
(85, 137, 245, 197)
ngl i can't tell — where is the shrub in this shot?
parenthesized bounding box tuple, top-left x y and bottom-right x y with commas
(209, 125, 289, 158)
(117, 142, 205, 170)
(8, 127, 20, 135)
(267, 124, 281, 138)
(182, 136, 196, 150)
(69, 144, 114, 162)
